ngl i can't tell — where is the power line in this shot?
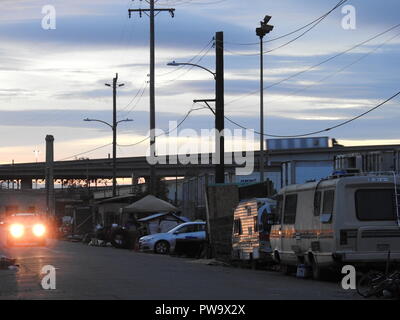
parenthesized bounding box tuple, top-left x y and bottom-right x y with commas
(158, 0, 228, 6)
(157, 42, 213, 86)
(58, 143, 113, 162)
(223, 0, 347, 56)
(226, 23, 400, 106)
(117, 104, 207, 147)
(118, 80, 148, 114)
(231, 30, 400, 110)
(224, 0, 347, 46)
(157, 37, 213, 77)
(221, 90, 400, 138)
(120, 81, 149, 117)
(56, 88, 400, 160)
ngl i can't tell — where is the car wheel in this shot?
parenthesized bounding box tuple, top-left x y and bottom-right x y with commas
(155, 241, 170, 254)
(310, 256, 324, 280)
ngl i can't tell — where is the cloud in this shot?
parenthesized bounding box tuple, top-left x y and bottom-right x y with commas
(0, 0, 399, 163)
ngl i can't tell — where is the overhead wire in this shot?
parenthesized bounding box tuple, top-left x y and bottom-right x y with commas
(225, 23, 400, 106)
(224, 0, 347, 46)
(218, 90, 400, 138)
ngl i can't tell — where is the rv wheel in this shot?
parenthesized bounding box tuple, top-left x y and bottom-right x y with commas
(311, 259, 322, 280)
(280, 264, 293, 275)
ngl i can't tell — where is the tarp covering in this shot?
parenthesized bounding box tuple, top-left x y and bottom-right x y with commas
(123, 195, 178, 213)
(138, 212, 189, 223)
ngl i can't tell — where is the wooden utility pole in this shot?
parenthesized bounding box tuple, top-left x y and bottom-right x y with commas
(215, 31, 225, 184)
(85, 74, 130, 198)
(45, 135, 55, 216)
(129, 1, 175, 195)
(112, 74, 118, 197)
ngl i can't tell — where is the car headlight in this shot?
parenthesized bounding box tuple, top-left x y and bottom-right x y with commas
(10, 224, 24, 238)
(33, 224, 46, 237)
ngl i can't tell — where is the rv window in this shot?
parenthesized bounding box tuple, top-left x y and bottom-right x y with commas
(283, 194, 298, 224)
(234, 219, 242, 235)
(248, 227, 253, 235)
(322, 190, 335, 215)
(254, 216, 259, 232)
(356, 189, 396, 221)
(314, 191, 322, 216)
(246, 206, 252, 216)
(276, 195, 283, 224)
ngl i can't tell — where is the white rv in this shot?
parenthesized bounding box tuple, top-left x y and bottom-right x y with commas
(270, 174, 400, 279)
(232, 198, 276, 262)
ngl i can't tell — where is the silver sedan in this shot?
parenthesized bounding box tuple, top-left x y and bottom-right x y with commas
(139, 222, 206, 254)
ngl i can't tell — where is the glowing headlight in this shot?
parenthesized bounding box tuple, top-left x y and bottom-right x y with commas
(33, 224, 46, 237)
(10, 224, 24, 238)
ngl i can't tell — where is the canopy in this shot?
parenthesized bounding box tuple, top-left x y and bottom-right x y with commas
(123, 195, 178, 213)
(138, 212, 187, 223)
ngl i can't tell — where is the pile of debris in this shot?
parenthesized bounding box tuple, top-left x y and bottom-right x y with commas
(0, 256, 19, 270)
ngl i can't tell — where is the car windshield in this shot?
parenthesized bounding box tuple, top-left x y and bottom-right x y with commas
(167, 223, 204, 234)
(167, 224, 187, 233)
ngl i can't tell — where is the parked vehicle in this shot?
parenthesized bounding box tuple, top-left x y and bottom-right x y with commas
(231, 198, 276, 262)
(270, 173, 400, 279)
(5, 213, 48, 247)
(139, 222, 206, 254)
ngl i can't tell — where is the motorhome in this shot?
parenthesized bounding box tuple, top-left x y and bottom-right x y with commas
(270, 173, 400, 279)
(232, 198, 276, 262)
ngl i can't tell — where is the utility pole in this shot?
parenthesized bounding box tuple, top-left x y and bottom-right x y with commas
(85, 74, 131, 198)
(256, 16, 274, 183)
(129, 1, 175, 195)
(215, 31, 225, 184)
(185, 32, 225, 184)
(45, 135, 55, 216)
(112, 74, 118, 198)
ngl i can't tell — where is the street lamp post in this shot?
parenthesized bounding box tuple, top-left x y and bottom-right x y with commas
(84, 117, 133, 197)
(167, 61, 216, 79)
(167, 31, 225, 184)
(166, 61, 224, 183)
(256, 16, 273, 183)
(84, 74, 132, 197)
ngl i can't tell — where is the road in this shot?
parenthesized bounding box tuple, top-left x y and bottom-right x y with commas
(0, 235, 360, 300)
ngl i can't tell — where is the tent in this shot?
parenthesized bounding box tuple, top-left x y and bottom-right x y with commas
(138, 213, 190, 234)
(123, 195, 178, 214)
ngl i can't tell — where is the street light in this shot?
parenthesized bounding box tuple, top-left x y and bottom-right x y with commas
(84, 117, 133, 197)
(167, 61, 216, 79)
(256, 15, 274, 184)
(167, 34, 225, 185)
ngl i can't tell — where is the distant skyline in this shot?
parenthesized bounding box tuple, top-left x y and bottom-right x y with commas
(0, 0, 399, 164)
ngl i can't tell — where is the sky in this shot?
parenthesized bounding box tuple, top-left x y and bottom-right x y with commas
(0, 0, 399, 164)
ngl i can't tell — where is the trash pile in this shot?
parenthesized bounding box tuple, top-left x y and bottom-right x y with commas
(0, 256, 19, 271)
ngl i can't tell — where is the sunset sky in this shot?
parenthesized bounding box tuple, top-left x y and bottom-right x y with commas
(0, 0, 399, 164)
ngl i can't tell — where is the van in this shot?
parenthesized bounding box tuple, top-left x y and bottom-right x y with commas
(270, 174, 400, 279)
(232, 198, 276, 262)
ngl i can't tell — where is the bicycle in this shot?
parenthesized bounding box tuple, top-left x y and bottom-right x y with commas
(357, 251, 400, 299)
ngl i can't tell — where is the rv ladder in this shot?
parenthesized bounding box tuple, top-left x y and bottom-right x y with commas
(393, 172, 400, 228)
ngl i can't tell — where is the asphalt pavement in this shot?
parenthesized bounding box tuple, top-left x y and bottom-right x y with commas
(0, 228, 360, 300)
